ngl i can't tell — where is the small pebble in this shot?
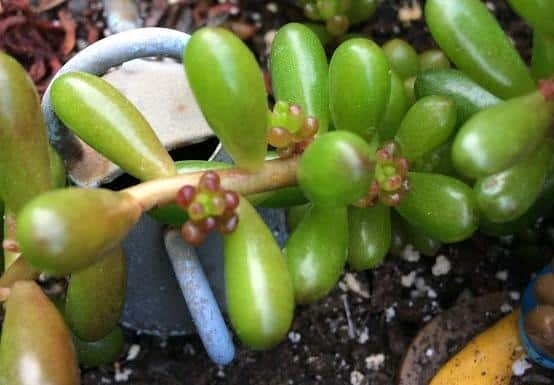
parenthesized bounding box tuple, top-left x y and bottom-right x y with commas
(431, 255, 451, 276)
(425, 348, 434, 357)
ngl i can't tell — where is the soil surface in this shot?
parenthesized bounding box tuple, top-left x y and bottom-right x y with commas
(2, 0, 553, 384)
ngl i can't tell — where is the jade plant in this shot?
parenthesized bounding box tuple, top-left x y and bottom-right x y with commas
(0, 0, 553, 382)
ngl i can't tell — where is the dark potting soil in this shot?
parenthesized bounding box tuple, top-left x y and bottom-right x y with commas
(6, 0, 551, 384)
(83, 228, 554, 385)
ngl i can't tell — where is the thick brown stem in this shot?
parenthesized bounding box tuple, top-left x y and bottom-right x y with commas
(124, 156, 300, 212)
(0, 256, 39, 289)
(3, 210, 20, 267)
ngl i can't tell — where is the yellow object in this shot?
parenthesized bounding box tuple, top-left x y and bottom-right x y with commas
(430, 310, 523, 385)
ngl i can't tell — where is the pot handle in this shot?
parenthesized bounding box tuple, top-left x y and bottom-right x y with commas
(41, 28, 236, 365)
(42, 27, 190, 155)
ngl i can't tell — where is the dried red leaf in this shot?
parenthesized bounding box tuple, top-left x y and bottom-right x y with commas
(28, 56, 46, 81)
(208, 3, 240, 19)
(145, 0, 169, 27)
(33, 0, 68, 13)
(227, 20, 257, 40)
(58, 9, 76, 55)
(0, 0, 75, 94)
(192, 0, 210, 26)
(85, 21, 100, 44)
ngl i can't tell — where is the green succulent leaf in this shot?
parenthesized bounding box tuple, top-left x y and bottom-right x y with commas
(51, 72, 176, 181)
(184, 27, 268, 171)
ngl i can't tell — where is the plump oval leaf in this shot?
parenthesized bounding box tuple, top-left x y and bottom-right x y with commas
(18, 188, 141, 275)
(51, 72, 175, 181)
(223, 198, 294, 349)
(396, 172, 478, 243)
(297, 131, 374, 206)
(0, 53, 53, 213)
(285, 205, 348, 303)
(425, 0, 535, 98)
(270, 23, 330, 133)
(184, 28, 268, 171)
(329, 38, 390, 141)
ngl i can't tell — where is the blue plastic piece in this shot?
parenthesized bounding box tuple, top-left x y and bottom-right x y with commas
(164, 230, 235, 365)
(519, 263, 554, 369)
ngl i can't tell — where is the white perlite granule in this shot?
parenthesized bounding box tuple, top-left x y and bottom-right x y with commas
(344, 273, 370, 298)
(495, 270, 509, 281)
(512, 356, 532, 376)
(365, 353, 386, 371)
(500, 303, 513, 313)
(114, 367, 132, 382)
(350, 370, 365, 385)
(288, 331, 301, 344)
(385, 306, 396, 322)
(126, 344, 141, 361)
(401, 271, 417, 287)
(431, 255, 451, 276)
(402, 244, 420, 262)
(509, 291, 521, 301)
(266, 2, 278, 13)
(357, 327, 370, 344)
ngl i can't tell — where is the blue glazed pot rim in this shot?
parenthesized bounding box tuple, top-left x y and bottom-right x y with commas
(519, 263, 554, 369)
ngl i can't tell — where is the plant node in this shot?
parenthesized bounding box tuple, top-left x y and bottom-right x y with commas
(2, 239, 20, 253)
(0, 287, 10, 302)
(355, 140, 411, 207)
(539, 78, 554, 101)
(267, 101, 319, 158)
(177, 171, 240, 246)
